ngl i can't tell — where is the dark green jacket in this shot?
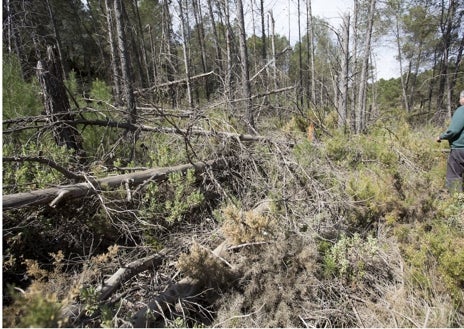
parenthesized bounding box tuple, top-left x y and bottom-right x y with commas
(440, 105, 464, 148)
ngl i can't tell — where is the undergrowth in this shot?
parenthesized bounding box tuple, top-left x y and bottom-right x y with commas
(3, 100, 464, 327)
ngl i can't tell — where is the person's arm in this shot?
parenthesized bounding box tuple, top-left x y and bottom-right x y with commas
(439, 107, 464, 141)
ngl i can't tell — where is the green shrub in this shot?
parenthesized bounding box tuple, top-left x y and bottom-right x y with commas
(322, 233, 379, 282)
(2, 143, 76, 193)
(141, 169, 205, 224)
(2, 54, 42, 119)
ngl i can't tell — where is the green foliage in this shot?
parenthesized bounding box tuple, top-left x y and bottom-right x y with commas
(143, 134, 187, 168)
(400, 217, 464, 309)
(141, 169, 205, 224)
(80, 286, 99, 316)
(376, 78, 403, 109)
(3, 253, 68, 328)
(2, 143, 76, 193)
(322, 234, 380, 282)
(89, 78, 112, 102)
(15, 290, 62, 328)
(65, 70, 79, 99)
(2, 54, 42, 119)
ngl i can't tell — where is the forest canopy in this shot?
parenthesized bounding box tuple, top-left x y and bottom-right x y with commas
(2, 0, 464, 327)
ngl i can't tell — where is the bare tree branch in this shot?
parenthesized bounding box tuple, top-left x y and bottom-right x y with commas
(97, 250, 167, 301)
(3, 156, 84, 180)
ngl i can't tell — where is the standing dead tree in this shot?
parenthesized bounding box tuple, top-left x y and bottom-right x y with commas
(36, 45, 84, 155)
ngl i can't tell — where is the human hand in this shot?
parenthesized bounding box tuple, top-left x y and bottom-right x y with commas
(436, 136, 441, 143)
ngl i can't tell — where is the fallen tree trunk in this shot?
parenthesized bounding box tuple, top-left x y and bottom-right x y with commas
(97, 250, 168, 301)
(3, 117, 295, 146)
(61, 250, 169, 323)
(3, 158, 228, 210)
(132, 201, 273, 327)
(132, 241, 231, 328)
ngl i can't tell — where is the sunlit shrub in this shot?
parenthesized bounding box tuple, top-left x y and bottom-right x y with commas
(220, 205, 275, 245)
(177, 243, 233, 287)
(322, 233, 380, 282)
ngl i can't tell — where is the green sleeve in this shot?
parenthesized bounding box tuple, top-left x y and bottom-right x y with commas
(440, 106, 464, 140)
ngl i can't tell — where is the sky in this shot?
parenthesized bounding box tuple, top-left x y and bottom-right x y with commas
(252, 0, 400, 80)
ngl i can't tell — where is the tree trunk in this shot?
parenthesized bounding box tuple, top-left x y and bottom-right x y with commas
(36, 46, 84, 155)
(338, 13, 350, 130)
(350, 0, 359, 132)
(132, 0, 151, 87)
(161, 0, 178, 107)
(269, 11, 278, 89)
(105, 0, 122, 104)
(355, 0, 376, 133)
(236, 0, 255, 133)
(394, 4, 410, 113)
(260, 0, 266, 61)
(224, 0, 234, 104)
(44, 0, 66, 77)
(3, 158, 229, 210)
(6, 0, 27, 79)
(178, 0, 194, 108)
(306, 0, 316, 105)
(297, 0, 304, 108)
(114, 0, 136, 123)
(437, 0, 458, 117)
(192, 0, 210, 100)
(207, 0, 223, 73)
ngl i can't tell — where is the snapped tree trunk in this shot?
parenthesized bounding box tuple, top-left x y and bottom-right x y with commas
(36, 46, 84, 155)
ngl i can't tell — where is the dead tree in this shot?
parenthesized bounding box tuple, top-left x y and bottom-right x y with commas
(236, 0, 255, 134)
(36, 46, 84, 155)
(114, 0, 136, 123)
(3, 158, 229, 210)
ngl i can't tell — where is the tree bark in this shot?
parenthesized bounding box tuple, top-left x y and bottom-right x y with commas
(306, 0, 316, 105)
(206, 0, 223, 73)
(338, 13, 350, 130)
(3, 158, 229, 210)
(44, 0, 66, 77)
(260, 0, 266, 61)
(97, 251, 167, 301)
(224, 0, 234, 104)
(114, 0, 136, 123)
(192, 0, 210, 100)
(36, 46, 84, 155)
(355, 0, 376, 133)
(132, 0, 151, 87)
(178, 0, 194, 107)
(297, 0, 303, 108)
(105, 0, 122, 104)
(236, 0, 255, 133)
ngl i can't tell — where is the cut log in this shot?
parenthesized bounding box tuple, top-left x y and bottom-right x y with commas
(3, 158, 228, 210)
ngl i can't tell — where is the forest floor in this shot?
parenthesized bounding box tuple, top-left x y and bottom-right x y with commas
(3, 106, 464, 328)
